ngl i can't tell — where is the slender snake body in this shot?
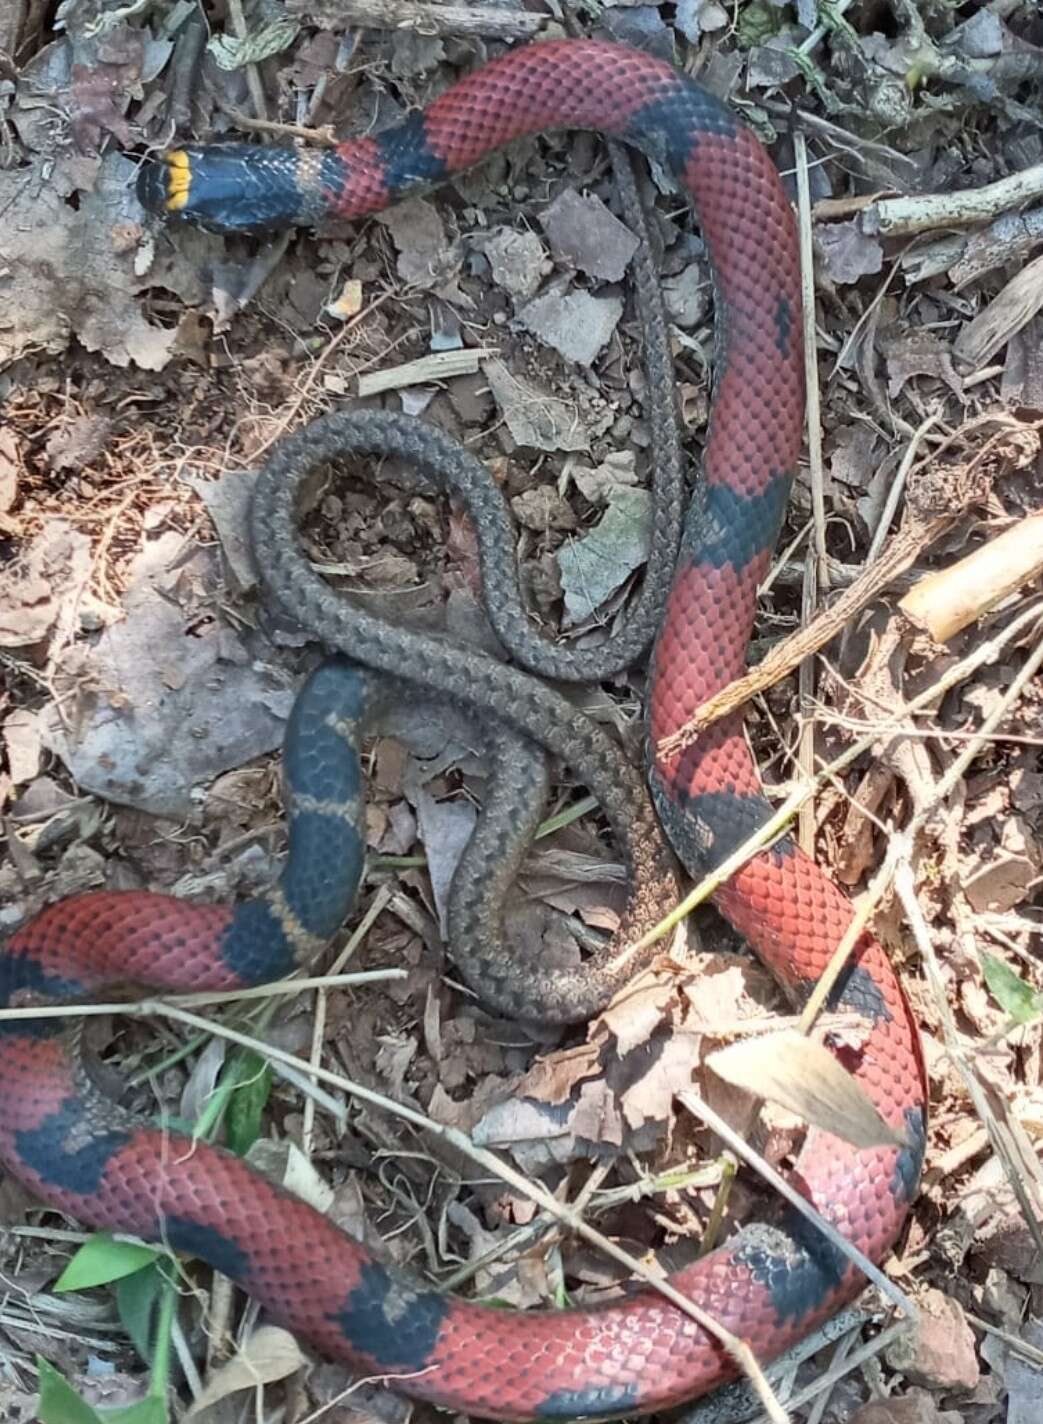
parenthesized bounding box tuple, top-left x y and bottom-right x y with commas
(0, 39, 926, 1420)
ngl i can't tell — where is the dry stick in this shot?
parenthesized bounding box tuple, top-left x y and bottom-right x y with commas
(0, 970, 406, 1023)
(797, 558, 818, 857)
(656, 505, 959, 760)
(900, 507, 1043, 643)
(836, 409, 942, 674)
(796, 865, 887, 1033)
(803, 1322, 858, 1424)
(950, 207, 1043, 290)
(206, 88, 339, 145)
(866, 161, 1043, 236)
(794, 131, 829, 594)
(142, 1003, 790, 1424)
(356, 348, 493, 398)
(633, 597, 1043, 960)
(302, 883, 396, 1155)
(793, 131, 823, 859)
(965, 1311, 1043, 1370)
(863, 410, 942, 569)
(315, 0, 552, 39)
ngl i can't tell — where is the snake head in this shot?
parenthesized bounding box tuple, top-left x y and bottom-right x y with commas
(135, 144, 331, 234)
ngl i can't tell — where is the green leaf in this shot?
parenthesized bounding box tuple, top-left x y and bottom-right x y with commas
(116, 1262, 167, 1363)
(737, 2, 782, 47)
(225, 1051, 273, 1156)
(55, 1234, 161, 1292)
(117, 1405, 167, 1424)
(981, 951, 1042, 1025)
(37, 1358, 169, 1424)
(37, 1358, 102, 1424)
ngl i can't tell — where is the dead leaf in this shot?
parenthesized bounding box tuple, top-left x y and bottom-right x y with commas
(511, 485, 577, 532)
(538, 187, 638, 282)
(246, 1140, 335, 1214)
(882, 328, 962, 398)
(68, 27, 145, 152)
(185, 1326, 305, 1417)
(815, 219, 884, 285)
(473, 227, 546, 299)
(44, 414, 114, 474)
(0, 520, 91, 649)
(484, 360, 590, 453)
(708, 1029, 907, 1150)
(558, 487, 652, 623)
(515, 287, 624, 367)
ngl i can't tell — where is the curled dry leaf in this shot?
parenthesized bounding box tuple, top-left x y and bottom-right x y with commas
(185, 1325, 305, 1417)
(707, 1029, 908, 1151)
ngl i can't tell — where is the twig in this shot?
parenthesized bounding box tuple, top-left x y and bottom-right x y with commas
(285, 0, 552, 39)
(899, 508, 1043, 642)
(964, 1311, 1043, 1369)
(797, 556, 818, 857)
(863, 410, 942, 568)
(302, 884, 394, 1155)
(949, 206, 1043, 290)
(865, 162, 1043, 236)
(356, 348, 493, 398)
(794, 131, 828, 593)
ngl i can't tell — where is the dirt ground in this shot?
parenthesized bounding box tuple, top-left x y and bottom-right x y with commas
(1, 2, 1042, 1423)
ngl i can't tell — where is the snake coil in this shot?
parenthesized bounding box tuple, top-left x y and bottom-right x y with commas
(1, 38, 926, 1421)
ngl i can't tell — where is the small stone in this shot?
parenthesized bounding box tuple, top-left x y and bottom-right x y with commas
(884, 1288, 980, 1391)
(515, 288, 623, 367)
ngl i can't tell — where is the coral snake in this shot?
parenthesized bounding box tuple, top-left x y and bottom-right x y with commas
(0, 37, 926, 1421)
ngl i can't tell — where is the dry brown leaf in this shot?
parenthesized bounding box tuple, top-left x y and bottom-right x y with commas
(185, 1326, 305, 1417)
(707, 1029, 907, 1150)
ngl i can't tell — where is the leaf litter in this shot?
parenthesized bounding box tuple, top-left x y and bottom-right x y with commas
(1, 2, 1043, 1422)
